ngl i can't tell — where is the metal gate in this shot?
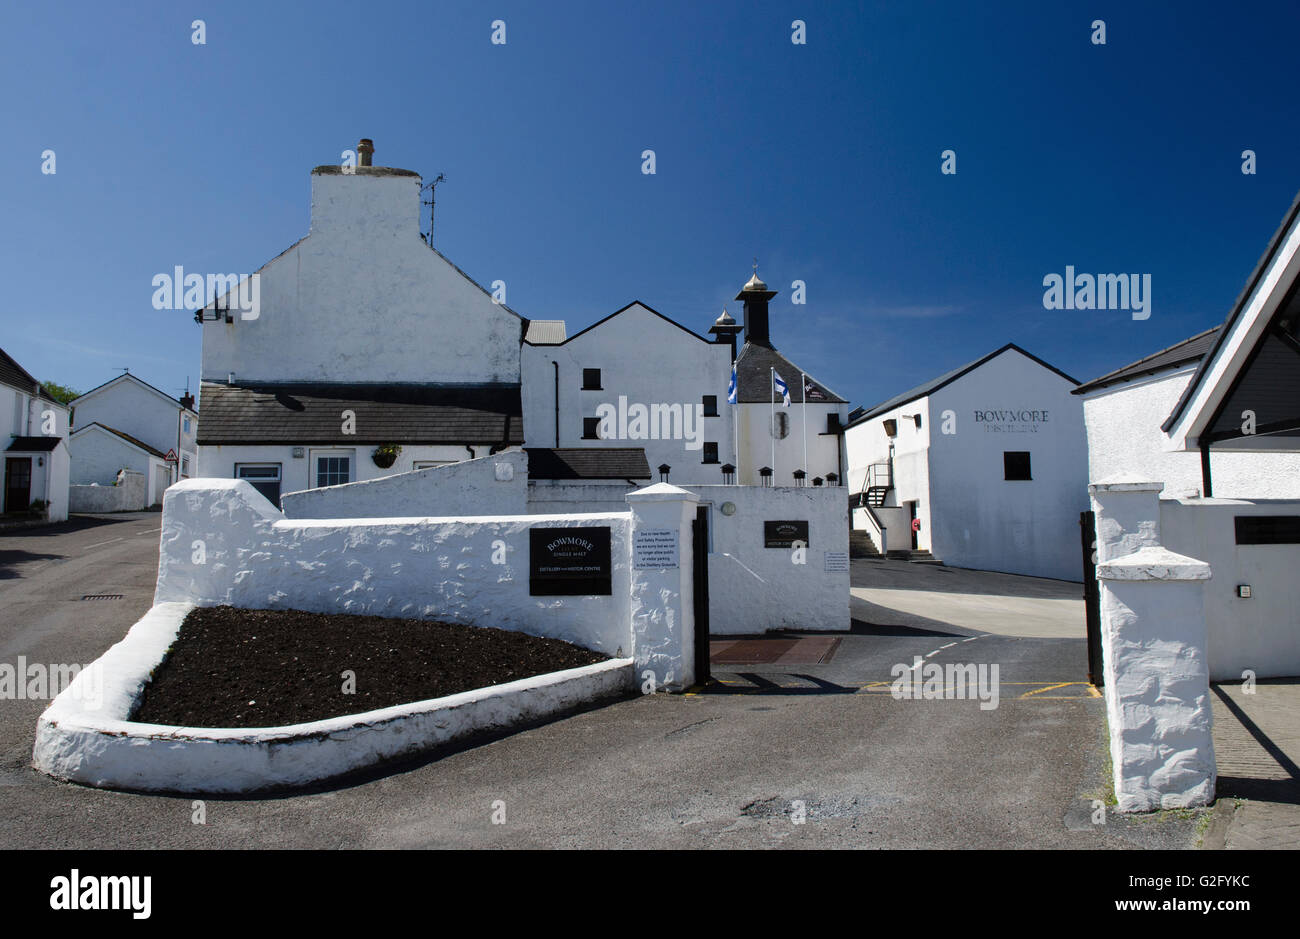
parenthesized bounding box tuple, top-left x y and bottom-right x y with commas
(692, 505, 710, 685)
(1080, 510, 1103, 686)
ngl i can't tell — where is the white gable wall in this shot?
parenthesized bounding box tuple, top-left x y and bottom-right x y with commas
(71, 378, 191, 467)
(927, 352, 1087, 581)
(521, 304, 734, 485)
(201, 171, 521, 386)
(844, 397, 933, 551)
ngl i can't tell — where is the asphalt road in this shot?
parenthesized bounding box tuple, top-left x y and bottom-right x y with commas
(0, 522, 1205, 849)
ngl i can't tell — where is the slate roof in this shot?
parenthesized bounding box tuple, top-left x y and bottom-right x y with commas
(0, 347, 56, 401)
(197, 382, 523, 446)
(734, 342, 846, 404)
(845, 344, 1079, 429)
(6, 436, 61, 452)
(1072, 327, 1220, 395)
(73, 422, 167, 458)
(525, 447, 651, 480)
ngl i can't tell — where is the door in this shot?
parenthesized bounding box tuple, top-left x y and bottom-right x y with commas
(4, 458, 32, 513)
(692, 505, 711, 685)
(907, 501, 918, 550)
(1080, 511, 1104, 686)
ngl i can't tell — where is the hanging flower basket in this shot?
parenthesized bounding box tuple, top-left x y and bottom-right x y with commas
(371, 444, 401, 469)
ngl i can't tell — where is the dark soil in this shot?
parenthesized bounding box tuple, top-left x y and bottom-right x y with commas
(131, 606, 609, 728)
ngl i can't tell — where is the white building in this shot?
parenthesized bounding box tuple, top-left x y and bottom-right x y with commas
(522, 301, 735, 485)
(196, 141, 525, 506)
(729, 272, 850, 487)
(0, 346, 70, 521)
(1076, 323, 1300, 499)
(69, 372, 198, 508)
(844, 344, 1087, 581)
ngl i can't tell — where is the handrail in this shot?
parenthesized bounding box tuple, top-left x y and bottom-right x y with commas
(857, 502, 887, 547)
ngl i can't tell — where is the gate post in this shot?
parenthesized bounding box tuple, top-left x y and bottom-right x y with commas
(1089, 477, 1216, 812)
(626, 483, 700, 693)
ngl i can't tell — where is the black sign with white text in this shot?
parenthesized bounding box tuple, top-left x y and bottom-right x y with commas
(529, 527, 612, 595)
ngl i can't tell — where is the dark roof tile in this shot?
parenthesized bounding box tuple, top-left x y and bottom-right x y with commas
(525, 447, 650, 480)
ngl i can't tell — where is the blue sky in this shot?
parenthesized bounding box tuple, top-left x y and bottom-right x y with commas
(3, 0, 1299, 409)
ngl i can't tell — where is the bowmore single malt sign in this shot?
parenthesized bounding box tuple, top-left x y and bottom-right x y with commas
(529, 527, 612, 595)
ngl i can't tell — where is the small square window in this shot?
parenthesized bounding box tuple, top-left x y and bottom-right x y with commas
(582, 368, 602, 390)
(702, 442, 719, 464)
(582, 417, 601, 439)
(1004, 451, 1031, 481)
(702, 395, 718, 417)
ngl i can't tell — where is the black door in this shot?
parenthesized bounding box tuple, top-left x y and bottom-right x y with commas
(908, 501, 918, 550)
(4, 458, 32, 513)
(692, 505, 711, 685)
(1080, 511, 1104, 686)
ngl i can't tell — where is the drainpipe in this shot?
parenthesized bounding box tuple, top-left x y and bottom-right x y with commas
(552, 361, 560, 447)
(465, 444, 475, 461)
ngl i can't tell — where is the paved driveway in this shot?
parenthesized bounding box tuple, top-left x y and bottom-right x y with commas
(0, 524, 1203, 849)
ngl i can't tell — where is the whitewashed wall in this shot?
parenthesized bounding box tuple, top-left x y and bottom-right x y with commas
(1082, 367, 1300, 499)
(157, 480, 633, 657)
(736, 400, 846, 487)
(282, 449, 528, 518)
(201, 168, 521, 386)
(1159, 497, 1300, 679)
(197, 443, 493, 499)
(844, 397, 933, 551)
(687, 484, 850, 634)
(69, 470, 147, 513)
(69, 424, 168, 498)
(521, 304, 734, 483)
(927, 353, 1088, 581)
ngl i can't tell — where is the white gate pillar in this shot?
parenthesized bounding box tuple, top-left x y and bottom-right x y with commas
(626, 483, 699, 692)
(1090, 477, 1215, 812)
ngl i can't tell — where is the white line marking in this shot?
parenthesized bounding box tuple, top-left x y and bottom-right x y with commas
(83, 538, 124, 549)
(138, 528, 161, 535)
(938, 642, 956, 650)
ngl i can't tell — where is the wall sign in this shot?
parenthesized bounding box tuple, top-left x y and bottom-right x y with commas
(633, 528, 678, 569)
(764, 520, 809, 548)
(529, 527, 612, 595)
(973, 408, 1049, 434)
(823, 551, 849, 572)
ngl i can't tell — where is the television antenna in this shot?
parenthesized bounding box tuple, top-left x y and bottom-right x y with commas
(421, 173, 446, 246)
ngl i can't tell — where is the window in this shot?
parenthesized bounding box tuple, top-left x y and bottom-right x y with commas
(582, 417, 601, 439)
(314, 453, 352, 488)
(1004, 451, 1032, 481)
(235, 463, 282, 506)
(771, 412, 789, 439)
(180, 455, 191, 477)
(183, 417, 191, 433)
(702, 395, 718, 417)
(412, 460, 454, 471)
(582, 368, 602, 390)
(702, 442, 719, 464)
(913, 414, 923, 430)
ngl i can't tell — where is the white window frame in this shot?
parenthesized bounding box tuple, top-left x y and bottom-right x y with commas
(311, 449, 354, 488)
(234, 463, 283, 505)
(412, 460, 455, 471)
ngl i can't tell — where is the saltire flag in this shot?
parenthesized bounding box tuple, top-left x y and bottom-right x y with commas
(727, 365, 737, 404)
(774, 371, 790, 407)
(804, 376, 826, 401)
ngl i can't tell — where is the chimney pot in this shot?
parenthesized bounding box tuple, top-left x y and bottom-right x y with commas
(357, 138, 374, 167)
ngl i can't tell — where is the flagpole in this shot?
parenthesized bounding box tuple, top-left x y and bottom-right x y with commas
(801, 371, 808, 479)
(770, 367, 775, 477)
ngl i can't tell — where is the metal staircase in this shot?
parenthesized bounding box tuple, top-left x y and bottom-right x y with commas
(860, 462, 893, 507)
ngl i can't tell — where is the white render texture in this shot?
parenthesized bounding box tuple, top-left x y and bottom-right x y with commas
(155, 479, 635, 658)
(626, 483, 699, 690)
(281, 449, 528, 518)
(1082, 367, 1300, 499)
(32, 601, 635, 794)
(201, 169, 521, 386)
(1091, 482, 1216, 812)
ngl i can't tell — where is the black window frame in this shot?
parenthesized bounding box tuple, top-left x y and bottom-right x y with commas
(581, 368, 602, 390)
(702, 395, 718, 417)
(702, 442, 719, 464)
(582, 416, 601, 440)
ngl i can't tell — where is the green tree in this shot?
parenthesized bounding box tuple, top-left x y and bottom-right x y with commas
(41, 381, 80, 405)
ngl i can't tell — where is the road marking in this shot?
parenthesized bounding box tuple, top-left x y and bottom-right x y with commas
(83, 538, 125, 550)
(1019, 681, 1086, 698)
(138, 528, 161, 535)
